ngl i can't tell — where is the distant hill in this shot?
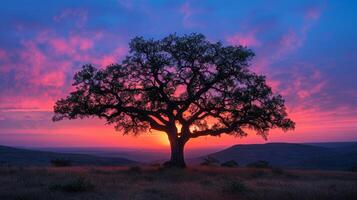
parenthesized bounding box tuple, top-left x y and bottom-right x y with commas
(2, 142, 357, 170)
(0, 145, 137, 166)
(194, 142, 357, 170)
(306, 142, 357, 149)
(36, 147, 171, 163)
(35, 146, 222, 163)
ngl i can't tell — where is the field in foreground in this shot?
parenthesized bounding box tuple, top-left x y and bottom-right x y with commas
(0, 166, 357, 200)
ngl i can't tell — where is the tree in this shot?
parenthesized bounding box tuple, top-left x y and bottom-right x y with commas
(53, 33, 295, 168)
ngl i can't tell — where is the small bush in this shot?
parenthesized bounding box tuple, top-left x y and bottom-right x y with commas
(246, 160, 270, 168)
(49, 177, 94, 193)
(50, 159, 71, 167)
(200, 156, 220, 166)
(271, 167, 284, 175)
(222, 180, 247, 195)
(221, 160, 239, 168)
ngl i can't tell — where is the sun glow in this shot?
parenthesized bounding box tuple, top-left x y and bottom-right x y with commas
(154, 132, 170, 146)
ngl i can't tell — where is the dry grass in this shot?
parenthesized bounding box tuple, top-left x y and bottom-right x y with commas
(0, 166, 356, 200)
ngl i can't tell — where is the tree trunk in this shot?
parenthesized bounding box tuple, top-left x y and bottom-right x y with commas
(165, 138, 187, 168)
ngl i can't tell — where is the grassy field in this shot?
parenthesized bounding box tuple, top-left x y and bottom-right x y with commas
(0, 166, 357, 200)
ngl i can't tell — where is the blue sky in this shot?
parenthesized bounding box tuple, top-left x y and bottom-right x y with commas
(0, 0, 356, 147)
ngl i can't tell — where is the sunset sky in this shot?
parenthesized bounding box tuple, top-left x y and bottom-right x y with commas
(0, 0, 356, 149)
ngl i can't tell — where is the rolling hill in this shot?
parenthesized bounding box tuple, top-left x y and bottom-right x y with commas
(0, 145, 137, 166)
(2, 142, 357, 170)
(195, 142, 357, 170)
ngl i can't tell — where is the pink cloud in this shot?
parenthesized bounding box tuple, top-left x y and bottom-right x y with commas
(100, 55, 116, 66)
(0, 49, 7, 58)
(0, 28, 128, 112)
(251, 5, 324, 74)
(79, 39, 93, 50)
(288, 105, 357, 133)
(118, 0, 133, 9)
(0, 96, 56, 111)
(296, 81, 326, 99)
(53, 8, 88, 28)
(0, 49, 9, 73)
(98, 47, 127, 66)
(180, 2, 192, 24)
(272, 29, 304, 60)
(265, 79, 281, 92)
(70, 36, 94, 51)
(272, 65, 327, 101)
(272, 3, 325, 59)
(39, 72, 66, 87)
(49, 36, 94, 54)
(19, 41, 47, 77)
(49, 38, 70, 54)
(180, 2, 202, 28)
(304, 6, 323, 20)
(226, 32, 260, 47)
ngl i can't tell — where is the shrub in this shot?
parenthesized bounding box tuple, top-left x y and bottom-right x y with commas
(200, 156, 220, 166)
(222, 180, 247, 195)
(221, 160, 239, 168)
(50, 177, 94, 193)
(50, 158, 71, 167)
(246, 160, 270, 168)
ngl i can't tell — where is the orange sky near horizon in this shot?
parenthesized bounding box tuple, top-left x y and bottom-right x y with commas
(1, 103, 356, 149)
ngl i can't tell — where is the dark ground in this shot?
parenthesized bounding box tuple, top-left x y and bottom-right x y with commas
(0, 166, 356, 200)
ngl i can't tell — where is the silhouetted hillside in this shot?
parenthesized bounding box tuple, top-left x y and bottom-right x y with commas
(2, 142, 357, 170)
(196, 142, 357, 170)
(0, 145, 137, 166)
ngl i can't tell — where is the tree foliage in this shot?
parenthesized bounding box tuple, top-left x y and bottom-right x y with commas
(53, 33, 294, 167)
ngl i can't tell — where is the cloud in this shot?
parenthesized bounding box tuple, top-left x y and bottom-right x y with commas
(180, 1, 202, 28)
(118, 0, 133, 9)
(304, 5, 323, 20)
(0, 49, 6, 59)
(274, 65, 327, 101)
(224, 1, 357, 141)
(48, 35, 94, 54)
(53, 8, 88, 28)
(99, 47, 127, 66)
(0, 11, 127, 111)
(226, 32, 260, 47)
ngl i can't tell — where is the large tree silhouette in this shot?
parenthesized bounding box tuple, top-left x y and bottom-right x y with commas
(53, 33, 295, 168)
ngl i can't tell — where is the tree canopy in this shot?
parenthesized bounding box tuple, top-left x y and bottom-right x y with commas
(53, 33, 295, 167)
